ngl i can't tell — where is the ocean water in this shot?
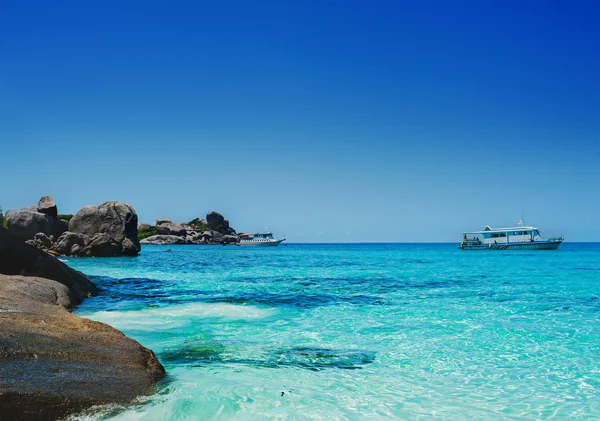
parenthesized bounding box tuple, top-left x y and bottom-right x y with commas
(65, 243, 600, 420)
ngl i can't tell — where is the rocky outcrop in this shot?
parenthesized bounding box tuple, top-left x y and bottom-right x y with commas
(207, 211, 225, 231)
(81, 233, 122, 257)
(188, 232, 204, 243)
(0, 227, 96, 301)
(36, 195, 58, 217)
(192, 218, 207, 227)
(6, 198, 143, 257)
(138, 211, 240, 245)
(24, 232, 54, 252)
(6, 201, 67, 242)
(138, 222, 152, 231)
(156, 222, 187, 237)
(0, 274, 165, 421)
(210, 230, 225, 243)
(206, 211, 236, 236)
(0, 226, 165, 420)
(223, 234, 239, 244)
(52, 232, 89, 256)
(140, 234, 188, 245)
(69, 201, 141, 256)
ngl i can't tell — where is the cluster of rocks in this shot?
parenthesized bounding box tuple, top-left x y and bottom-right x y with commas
(0, 226, 165, 420)
(5, 196, 68, 243)
(5, 196, 140, 257)
(140, 210, 240, 245)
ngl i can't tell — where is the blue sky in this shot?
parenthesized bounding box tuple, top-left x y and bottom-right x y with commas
(1, 0, 598, 241)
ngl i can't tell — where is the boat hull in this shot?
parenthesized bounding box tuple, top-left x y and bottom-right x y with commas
(459, 240, 562, 251)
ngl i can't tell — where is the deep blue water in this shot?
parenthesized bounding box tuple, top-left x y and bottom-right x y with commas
(66, 243, 600, 420)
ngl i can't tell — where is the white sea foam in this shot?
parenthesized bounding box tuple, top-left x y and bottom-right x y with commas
(81, 302, 277, 332)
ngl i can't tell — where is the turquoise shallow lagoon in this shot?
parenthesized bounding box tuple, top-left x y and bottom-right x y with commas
(66, 243, 600, 420)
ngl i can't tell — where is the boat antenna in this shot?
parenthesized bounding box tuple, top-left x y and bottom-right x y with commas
(520, 195, 524, 225)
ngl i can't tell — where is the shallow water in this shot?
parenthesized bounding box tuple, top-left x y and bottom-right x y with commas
(67, 243, 600, 420)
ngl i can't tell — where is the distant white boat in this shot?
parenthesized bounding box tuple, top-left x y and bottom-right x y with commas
(237, 232, 285, 247)
(459, 222, 563, 250)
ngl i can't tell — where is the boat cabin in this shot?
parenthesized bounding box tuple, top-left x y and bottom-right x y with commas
(463, 225, 543, 245)
(239, 233, 275, 241)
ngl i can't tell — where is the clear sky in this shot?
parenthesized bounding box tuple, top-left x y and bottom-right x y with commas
(1, 0, 598, 242)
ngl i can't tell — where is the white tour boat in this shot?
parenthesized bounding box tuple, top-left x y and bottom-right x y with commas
(459, 222, 563, 250)
(237, 232, 285, 247)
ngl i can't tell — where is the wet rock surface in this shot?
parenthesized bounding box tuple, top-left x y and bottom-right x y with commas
(0, 274, 165, 421)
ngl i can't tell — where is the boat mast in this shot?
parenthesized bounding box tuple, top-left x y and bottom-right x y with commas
(520, 195, 525, 226)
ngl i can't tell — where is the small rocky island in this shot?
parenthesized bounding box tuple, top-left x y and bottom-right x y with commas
(5, 196, 140, 257)
(5, 196, 243, 256)
(139, 210, 240, 245)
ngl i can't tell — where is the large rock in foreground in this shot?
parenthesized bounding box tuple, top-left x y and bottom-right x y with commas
(0, 274, 165, 421)
(69, 201, 141, 256)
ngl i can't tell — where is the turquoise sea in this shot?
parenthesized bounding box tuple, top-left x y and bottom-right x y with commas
(66, 243, 600, 420)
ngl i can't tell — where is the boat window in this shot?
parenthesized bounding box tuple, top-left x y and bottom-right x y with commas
(500, 233, 506, 237)
(523, 231, 529, 235)
(534, 230, 540, 236)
